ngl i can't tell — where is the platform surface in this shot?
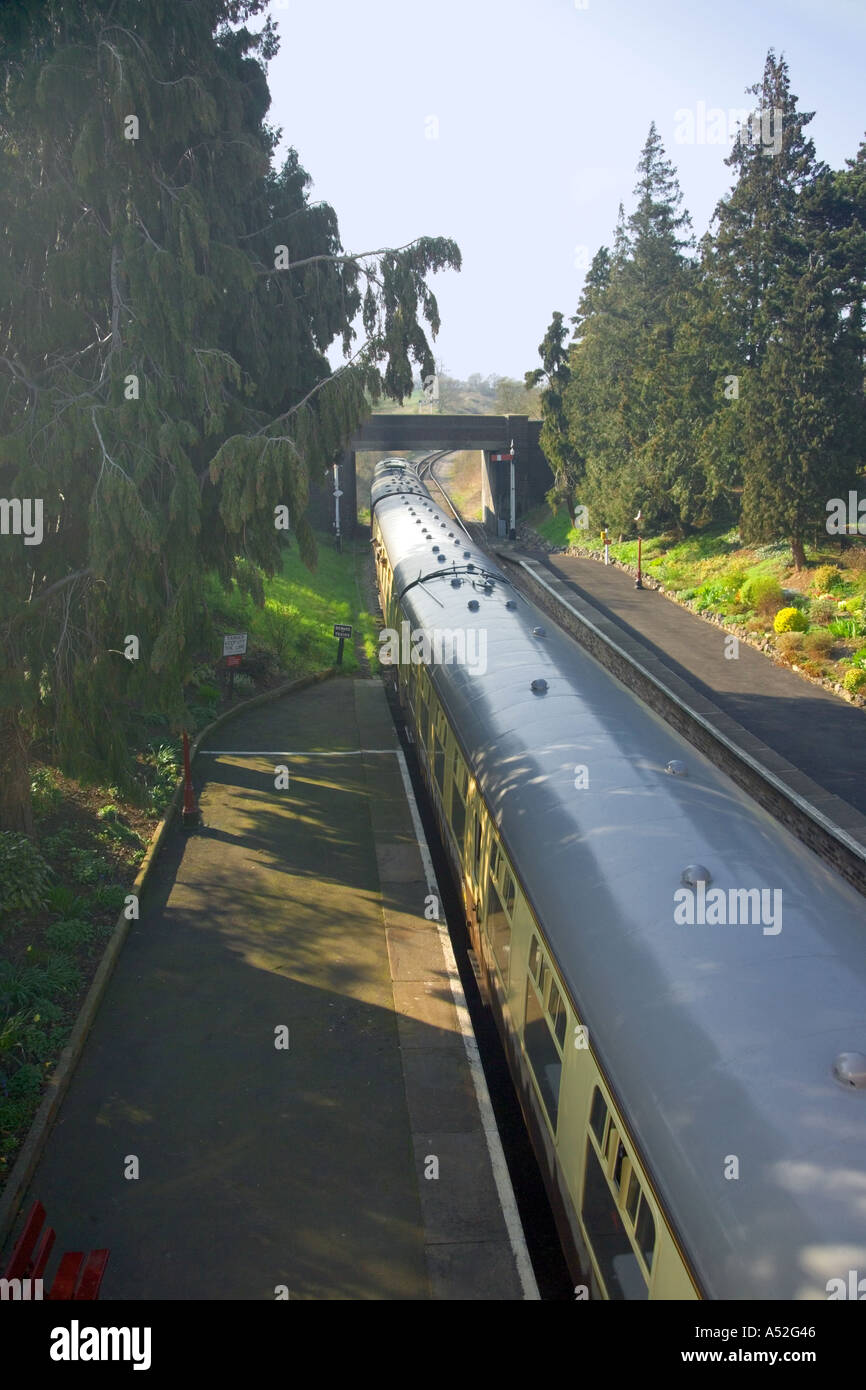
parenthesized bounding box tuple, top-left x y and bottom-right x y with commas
(3, 677, 529, 1300)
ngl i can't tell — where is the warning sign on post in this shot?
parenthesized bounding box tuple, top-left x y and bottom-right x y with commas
(223, 633, 248, 658)
(333, 624, 353, 639)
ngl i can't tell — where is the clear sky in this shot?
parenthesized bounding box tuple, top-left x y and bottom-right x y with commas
(259, 0, 865, 384)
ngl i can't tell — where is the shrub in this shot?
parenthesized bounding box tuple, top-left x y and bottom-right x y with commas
(693, 576, 743, 613)
(45, 884, 88, 917)
(196, 682, 220, 704)
(802, 630, 834, 658)
(773, 607, 808, 633)
(739, 574, 784, 614)
(842, 667, 866, 694)
(812, 565, 843, 593)
(0, 835, 54, 916)
(45, 918, 95, 951)
(30, 768, 62, 821)
(783, 590, 810, 611)
(850, 646, 866, 670)
(811, 598, 839, 624)
(91, 883, 128, 912)
(775, 632, 804, 658)
(67, 848, 112, 884)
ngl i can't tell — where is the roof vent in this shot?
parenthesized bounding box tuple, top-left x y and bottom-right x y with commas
(681, 864, 711, 888)
(506, 600, 517, 610)
(532, 626, 546, 637)
(437, 555, 445, 563)
(463, 551, 471, 559)
(468, 599, 480, 612)
(432, 545, 439, 552)
(667, 760, 687, 776)
(531, 678, 548, 694)
(833, 1053, 866, 1089)
(451, 577, 462, 588)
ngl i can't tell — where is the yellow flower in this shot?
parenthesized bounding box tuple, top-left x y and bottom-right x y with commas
(33, 1014, 40, 1022)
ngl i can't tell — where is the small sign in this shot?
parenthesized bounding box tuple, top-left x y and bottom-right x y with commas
(225, 654, 242, 668)
(333, 624, 353, 640)
(223, 632, 247, 657)
(491, 450, 514, 462)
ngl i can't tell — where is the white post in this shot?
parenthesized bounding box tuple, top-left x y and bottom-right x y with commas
(333, 463, 342, 551)
(509, 441, 516, 540)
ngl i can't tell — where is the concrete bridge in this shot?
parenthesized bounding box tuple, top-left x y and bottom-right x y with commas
(308, 414, 552, 537)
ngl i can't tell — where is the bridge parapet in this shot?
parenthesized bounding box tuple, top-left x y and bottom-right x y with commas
(307, 414, 551, 537)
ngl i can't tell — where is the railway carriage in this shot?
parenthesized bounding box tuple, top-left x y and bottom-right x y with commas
(371, 457, 866, 1301)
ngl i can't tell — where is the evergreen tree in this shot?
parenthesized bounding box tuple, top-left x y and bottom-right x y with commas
(701, 50, 860, 564)
(562, 126, 694, 535)
(525, 311, 579, 523)
(0, 1, 460, 830)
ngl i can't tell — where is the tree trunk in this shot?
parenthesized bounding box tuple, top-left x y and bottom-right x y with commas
(0, 706, 34, 834)
(790, 536, 806, 570)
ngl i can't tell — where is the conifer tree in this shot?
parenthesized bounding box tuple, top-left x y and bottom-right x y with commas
(0, 1, 460, 830)
(562, 126, 693, 534)
(525, 311, 579, 523)
(701, 50, 861, 565)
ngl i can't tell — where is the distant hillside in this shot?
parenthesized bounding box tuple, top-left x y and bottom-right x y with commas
(370, 372, 541, 419)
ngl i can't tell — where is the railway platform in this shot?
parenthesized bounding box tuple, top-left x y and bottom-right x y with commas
(1, 676, 535, 1300)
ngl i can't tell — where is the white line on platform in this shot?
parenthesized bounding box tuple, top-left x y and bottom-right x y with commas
(197, 749, 398, 756)
(394, 746, 541, 1302)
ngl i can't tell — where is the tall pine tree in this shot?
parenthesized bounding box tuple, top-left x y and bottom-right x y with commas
(702, 50, 860, 566)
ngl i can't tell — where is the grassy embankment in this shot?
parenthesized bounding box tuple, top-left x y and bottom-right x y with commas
(0, 533, 380, 1184)
(526, 504, 866, 695)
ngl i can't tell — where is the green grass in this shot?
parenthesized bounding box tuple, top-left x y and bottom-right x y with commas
(203, 532, 380, 679)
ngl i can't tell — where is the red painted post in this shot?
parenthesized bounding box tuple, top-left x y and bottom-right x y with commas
(181, 730, 201, 828)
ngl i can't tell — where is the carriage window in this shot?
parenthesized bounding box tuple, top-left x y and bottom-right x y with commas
(433, 733, 446, 793)
(504, 871, 516, 916)
(589, 1087, 607, 1146)
(486, 880, 511, 984)
(451, 752, 466, 848)
(635, 1199, 656, 1272)
(524, 977, 561, 1129)
(474, 815, 483, 878)
(547, 981, 567, 1050)
(625, 1171, 641, 1223)
(538, 958, 551, 1005)
(528, 936, 540, 983)
(491, 842, 500, 880)
(582, 1142, 648, 1300)
(612, 1138, 627, 1190)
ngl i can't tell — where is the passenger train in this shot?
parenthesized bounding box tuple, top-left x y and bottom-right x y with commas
(371, 456, 866, 1301)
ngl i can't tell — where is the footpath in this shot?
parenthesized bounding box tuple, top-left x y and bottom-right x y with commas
(1, 676, 532, 1300)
